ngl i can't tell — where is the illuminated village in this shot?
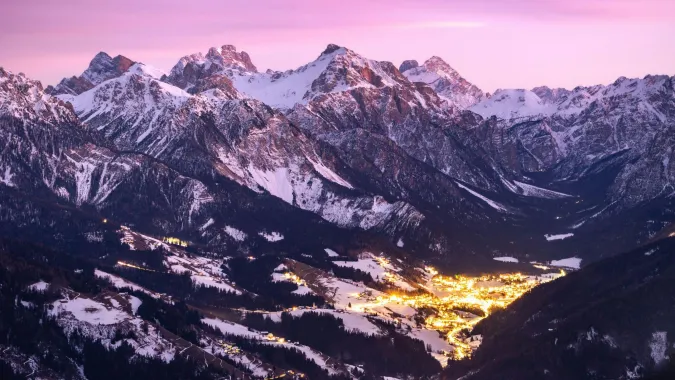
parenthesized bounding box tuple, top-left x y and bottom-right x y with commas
(337, 262, 566, 360)
(118, 224, 567, 362)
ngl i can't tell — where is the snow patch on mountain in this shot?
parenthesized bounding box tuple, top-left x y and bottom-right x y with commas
(545, 233, 574, 241)
(28, 281, 50, 292)
(456, 182, 508, 212)
(49, 294, 176, 363)
(259, 231, 284, 242)
(471, 89, 553, 119)
(227, 48, 338, 108)
(493, 257, 519, 263)
(513, 180, 573, 199)
(0, 166, 15, 187)
(649, 331, 669, 365)
(549, 257, 582, 269)
(224, 226, 247, 241)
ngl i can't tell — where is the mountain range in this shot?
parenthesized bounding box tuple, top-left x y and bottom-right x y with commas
(1, 43, 673, 380)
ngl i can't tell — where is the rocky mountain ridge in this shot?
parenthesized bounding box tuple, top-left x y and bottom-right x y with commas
(2, 41, 675, 380)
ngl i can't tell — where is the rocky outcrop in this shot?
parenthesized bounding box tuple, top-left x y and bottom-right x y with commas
(401, 56, 486, 109)
(46, 52, 135, 95)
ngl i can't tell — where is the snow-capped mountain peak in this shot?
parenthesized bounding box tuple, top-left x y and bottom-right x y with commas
(472, 74, 674, 120)
(204, 44, 258, 73)
(82, 52, 136, 85)
(470, 88, 550, 119)
(46, 52, 135, 96)
(165, 43, 413, 109)
(127, 62, 167, 80)
(0, 67, 77, 124)
(400, 55, 485, 109)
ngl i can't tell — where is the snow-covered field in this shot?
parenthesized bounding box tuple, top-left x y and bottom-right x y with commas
(95, 269, 162, 298)
(49, 294, 176, 363)
(203, 317, 340, 374)
(332, 253, 415, 291)
(265, 308, 382, 336)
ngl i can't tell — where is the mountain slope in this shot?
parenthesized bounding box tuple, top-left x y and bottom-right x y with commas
(400, 57, 485, 109)
(443, 233, 675, 380)
(46, 52, 136, 96)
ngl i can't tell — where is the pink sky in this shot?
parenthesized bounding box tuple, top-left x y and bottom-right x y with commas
(2, 0, 673, 92)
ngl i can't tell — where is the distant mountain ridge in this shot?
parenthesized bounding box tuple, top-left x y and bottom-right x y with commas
(1, 41, 675, 380)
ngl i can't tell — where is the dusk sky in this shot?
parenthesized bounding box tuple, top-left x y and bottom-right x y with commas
(2, 0, 673, 92)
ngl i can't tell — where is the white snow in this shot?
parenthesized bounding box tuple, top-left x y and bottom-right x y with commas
(259, 231, 284, 242)
(408, 328, 453, 352)
(267, 309, 382, 336)
(128, 295, 142, 315)
(270, 272, 315, 295)
(108, 298, 120, 308)
(292, 285, 315, 295)
(470, 89, 554, 119)
(227, 48, 340, 108)
(649, 331, 669, 365)
(324, 248, 340, 257)
(127, 63, 167, 79)
(50, 294, 177, 363)
(545, 233, 574, 241)
(307, 157, 353, 189)
(333, 256, 388, 280)
(397, 238, 405, 248)
(493, 257, 519, 263)
(549, 257, 582, 269)
(94, 269, 160, 298)
(248, 166, 294, 204)
(202, 318, 261, 339)
(456, 182, 508, 212)
(49, 298, 128, 325)
(27, 281, 49, 292)
(203, 317, 337, 373)
(0, 166, 15, 187)
(224, 225, 247, 241)
(513, 180, 573, 199)
(199, 218, 215, 231)
(192, 275, 242, 294)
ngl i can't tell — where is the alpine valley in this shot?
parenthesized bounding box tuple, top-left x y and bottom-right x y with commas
(1, 44, 674, 380)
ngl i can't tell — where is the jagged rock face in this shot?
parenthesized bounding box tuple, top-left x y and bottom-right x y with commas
(5, 44, 675, 266)
(187, 74, 240, 98)
(467, 75, 675, 208)
(46, 52, 135, 96)
(401, 56, 486, 109)
(0, 68, 218, 231)
(206, 45, 257, 72)
(282, 49, 504, 194)
(399, 60, 419, 73)
(59, 62, 433, 240)
(531, 86, 573, 103)
(83, 52, 136, 85)
(163, 45, 257, 92)
(165, 44, 505, 195)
